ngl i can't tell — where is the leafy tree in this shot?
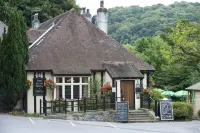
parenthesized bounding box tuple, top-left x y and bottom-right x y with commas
(3, 0, 80, 27)
(0, 7, 29, 111)
(108, 2, 200, 44)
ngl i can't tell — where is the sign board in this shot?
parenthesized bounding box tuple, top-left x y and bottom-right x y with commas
(116, 102, 129, 122)
(33, 77, 45, 96)
(159, 99, 174, 121)
(112, 87, 116, 92)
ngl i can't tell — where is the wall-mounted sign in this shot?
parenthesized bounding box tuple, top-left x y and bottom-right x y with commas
(159, 99, 174, 121)
(33, 77, 46, 96)
(112, 87, 116, 92)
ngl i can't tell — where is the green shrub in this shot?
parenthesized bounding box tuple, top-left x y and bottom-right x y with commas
(172, 102, 193, 121)
(151, 90, 165, 100)
(24, 113, 40, 117)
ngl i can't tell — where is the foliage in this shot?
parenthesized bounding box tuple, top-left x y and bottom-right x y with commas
(101, 83, 112, 96)
(44, 79, 56, 90)
(0, 6, 29, 111)
(24, 113, 40, 117)
(151, 89, 165, 100)
(88, 78, 101, 97)
(173, 102, 193, 121)
(3, 0, 80, 27)
(108, 2, 200, 44)
(26, 80, 32, 89)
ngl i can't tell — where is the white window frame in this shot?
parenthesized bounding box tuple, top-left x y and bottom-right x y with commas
(54, 76, 89, 99)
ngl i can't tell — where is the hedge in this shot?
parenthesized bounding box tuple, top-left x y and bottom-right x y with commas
(172, 102, 193, 121)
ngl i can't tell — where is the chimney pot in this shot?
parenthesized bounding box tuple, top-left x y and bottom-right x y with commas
(87, 9, 90, 14)
(100, 0, 104, 8)
(82, 7, 86, 13)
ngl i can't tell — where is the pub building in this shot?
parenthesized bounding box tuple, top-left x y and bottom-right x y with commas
(15, 1, 155, 114)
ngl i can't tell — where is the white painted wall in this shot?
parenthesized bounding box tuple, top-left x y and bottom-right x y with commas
(135, 79, 141, 110)
(97, 12, 108, 34)
(104, 72, 112, 85)
(143, 73, 147, 89)
(116, 80, 121, 102)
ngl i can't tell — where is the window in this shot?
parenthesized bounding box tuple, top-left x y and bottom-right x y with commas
(65, 77, 71, 83)
(73, 77, 80, 83)
(82, 77, 88, 83)
(55, 76, 89, 100)
(82, 85, 88, 98)
(56, 86, 62, 99)
(73, 85, 80, 99)
(56, 77, 62, 83)
(65, 86, 71, 99)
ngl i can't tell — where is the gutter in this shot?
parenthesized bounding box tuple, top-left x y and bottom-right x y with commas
(29, 22, 55, 49)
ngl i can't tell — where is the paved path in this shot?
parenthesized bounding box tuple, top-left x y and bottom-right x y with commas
(0, 114, 199, 133)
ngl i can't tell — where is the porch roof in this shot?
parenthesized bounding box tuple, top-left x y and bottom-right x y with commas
(102, 61, 144, 79)
(185, 82, 200, 91)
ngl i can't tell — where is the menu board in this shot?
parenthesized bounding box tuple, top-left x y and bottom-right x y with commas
(33, 77, 45, 96)
(116, 102, 129, 122)
(159, 99, 174, 121)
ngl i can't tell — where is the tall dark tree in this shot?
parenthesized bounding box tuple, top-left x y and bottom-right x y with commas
(0, 8, 29, 111)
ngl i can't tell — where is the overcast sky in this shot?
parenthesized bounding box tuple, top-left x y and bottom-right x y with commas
(76, 0, 200, 16)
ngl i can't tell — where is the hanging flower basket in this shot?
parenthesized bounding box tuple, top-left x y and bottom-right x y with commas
(44, 79, 56, 90)
(26, 80, 32, 89)
(101, 83, 112, 96)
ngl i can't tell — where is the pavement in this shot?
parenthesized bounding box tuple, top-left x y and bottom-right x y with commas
(0, 114, 200, 133)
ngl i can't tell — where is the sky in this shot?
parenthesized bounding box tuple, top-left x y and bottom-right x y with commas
(76, 0, 200, 16)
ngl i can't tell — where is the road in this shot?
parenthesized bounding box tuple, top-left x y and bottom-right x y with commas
(0, 114, 199, 133)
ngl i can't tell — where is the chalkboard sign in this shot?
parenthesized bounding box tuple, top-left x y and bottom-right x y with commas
(116, 102, 129, 122)
(33, 77, 45, 96)
(159, 99, 174, 121)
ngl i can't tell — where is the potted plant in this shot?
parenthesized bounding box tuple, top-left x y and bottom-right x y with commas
(44, 79, 56, 90)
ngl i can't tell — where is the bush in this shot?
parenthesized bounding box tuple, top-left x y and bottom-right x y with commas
(151, 90, 164, 100)
(173, 102, 193, 121)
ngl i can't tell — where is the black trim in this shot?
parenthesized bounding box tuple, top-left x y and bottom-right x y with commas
(43, 72, 46, 113)
(34, 96, 36, 113)
(101, 72, 104, 86)
(54, 74, 91, 76)
(113, 77, 144, 80)
(140, 70, 155, 73)
(147, 72, 150, 88)
(90, 69, 105, 72)
(133, 80, 135, 110)
(93, 72, 96, 80)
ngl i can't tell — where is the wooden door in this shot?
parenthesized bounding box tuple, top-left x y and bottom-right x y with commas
(120, 81, 135, 109)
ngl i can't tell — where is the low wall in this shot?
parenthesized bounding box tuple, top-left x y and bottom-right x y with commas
(46, 110, 117, 122)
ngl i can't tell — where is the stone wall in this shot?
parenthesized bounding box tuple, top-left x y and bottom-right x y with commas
(46, 110, 117, 122)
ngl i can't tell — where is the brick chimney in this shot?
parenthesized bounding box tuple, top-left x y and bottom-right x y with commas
(97, 0, 108, 34)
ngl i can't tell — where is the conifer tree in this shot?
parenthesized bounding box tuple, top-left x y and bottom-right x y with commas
(0, 7, 29, 111)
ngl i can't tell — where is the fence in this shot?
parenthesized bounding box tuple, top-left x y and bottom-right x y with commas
(140, 94, 160, 117)
(40, 95, 124, 116)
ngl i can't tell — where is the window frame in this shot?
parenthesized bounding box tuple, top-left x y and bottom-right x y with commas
(55, 76, 89, 99)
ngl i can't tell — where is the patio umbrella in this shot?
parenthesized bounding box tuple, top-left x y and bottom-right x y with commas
(161, 91, 174, 96)
(174, 90, 188, 97)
